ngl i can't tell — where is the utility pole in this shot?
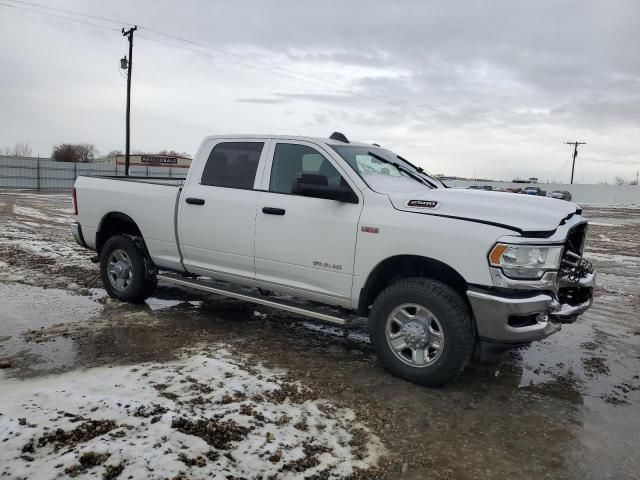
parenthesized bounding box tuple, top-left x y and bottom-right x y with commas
(565, 141, 586, 184)
(121, 26, 138, 176)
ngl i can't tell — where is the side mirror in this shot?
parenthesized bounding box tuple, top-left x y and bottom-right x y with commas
(292, 173, 358, 204)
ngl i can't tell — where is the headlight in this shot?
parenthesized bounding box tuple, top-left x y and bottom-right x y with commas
(489, 243, 563, 280)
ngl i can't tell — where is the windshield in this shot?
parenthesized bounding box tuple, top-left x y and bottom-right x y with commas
(331, 145, 446, 189)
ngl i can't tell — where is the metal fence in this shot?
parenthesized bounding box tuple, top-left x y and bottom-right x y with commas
(0, 156, 188, 191)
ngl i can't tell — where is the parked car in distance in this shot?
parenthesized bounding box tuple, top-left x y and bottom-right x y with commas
(71, 132, 595, 386)
(548, 190, 572, 201)
(467, 185, 492, 191)
(505, 187, 522, 194)
(523, 186, 546, 196)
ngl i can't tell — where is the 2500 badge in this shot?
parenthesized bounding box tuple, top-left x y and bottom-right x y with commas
(313, 261, 343, 271)
(406, 199, 439, 208)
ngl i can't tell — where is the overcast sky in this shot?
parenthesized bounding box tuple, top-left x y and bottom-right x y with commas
(1, 0, 639, 183)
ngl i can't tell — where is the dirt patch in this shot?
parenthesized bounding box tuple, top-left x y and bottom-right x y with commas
(103, 462, 125, 479)
(171, 417, 250, 450)
(0, 359, 13, 369)
(35, 419, 118, 451)
(64, 452, 111, 477)
(582, 356, 610, 376)
(177, 452, 208, 467)
(263, 381, 318, 404)
(132, 403, 168, 418)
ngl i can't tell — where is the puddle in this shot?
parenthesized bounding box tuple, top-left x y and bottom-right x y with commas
(1, 195, 640, 479)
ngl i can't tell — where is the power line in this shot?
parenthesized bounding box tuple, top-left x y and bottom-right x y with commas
(587, 144, 638, 157)
(552, 158, 570, 181)
(579, 156, 640, 165)
(3, 0, 639, 166)
(0, 0, 541, 133)
(4, 0, 129, 26)
(7, 0, 630, 155)
(0, 1, 120, 32)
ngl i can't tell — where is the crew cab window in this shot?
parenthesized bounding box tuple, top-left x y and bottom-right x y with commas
(269, 143, 344, 194)
(201, 142, 263, 189)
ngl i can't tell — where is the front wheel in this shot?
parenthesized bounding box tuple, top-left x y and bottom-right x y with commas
(100, 235, 157, 303)
(368, 278, 475, 386)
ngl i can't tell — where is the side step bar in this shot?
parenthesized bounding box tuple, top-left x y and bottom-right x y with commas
(157, 273, 357, 326)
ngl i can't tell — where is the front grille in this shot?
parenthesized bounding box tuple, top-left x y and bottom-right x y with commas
(565, 222, 587, 255)
(559, 223, 592, 281)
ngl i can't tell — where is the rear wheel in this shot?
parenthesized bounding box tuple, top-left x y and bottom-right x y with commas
(100, 235, 156, 303)
(368, 278, 475, 386)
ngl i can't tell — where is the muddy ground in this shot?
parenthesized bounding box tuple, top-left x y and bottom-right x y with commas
(0, 190, 639, 479)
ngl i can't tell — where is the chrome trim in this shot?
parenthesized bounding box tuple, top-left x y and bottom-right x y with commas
(467, 290, 560, 343)
(71, 221, 88, 249)
(157, 273, 355, 326)
(489, 268, 558, 292)
(468, 267, 595, 344)
(549, 297, 593, 320)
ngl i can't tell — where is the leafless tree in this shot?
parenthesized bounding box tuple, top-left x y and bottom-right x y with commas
(614, 176, 627, 185)
(1, 141, 33, 157)
(157, 149, 192, 159)
(13, 142, 33, 157)
(52, 143, 98, 163)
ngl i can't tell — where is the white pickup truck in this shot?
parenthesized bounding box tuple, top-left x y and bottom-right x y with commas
(72, 133, 595, 385)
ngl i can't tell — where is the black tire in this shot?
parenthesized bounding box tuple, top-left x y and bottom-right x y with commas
(368, 278, 475, 386)
(100, 234, 157, 303)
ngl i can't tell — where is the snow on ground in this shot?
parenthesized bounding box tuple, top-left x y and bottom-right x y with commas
(581, 203, 640, 209)
(0, 220, 89, 269)
(300, 321, 371, 344)
(584, 251, 640, 266)
(589, 222, 623, 227)
(0, 348, 384, 480)
(13, 205, 69, 224)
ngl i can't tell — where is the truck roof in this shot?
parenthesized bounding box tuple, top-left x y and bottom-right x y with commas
(201, 134, 375, 148)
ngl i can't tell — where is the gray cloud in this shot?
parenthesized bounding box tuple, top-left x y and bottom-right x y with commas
(0, 0, 639, 182)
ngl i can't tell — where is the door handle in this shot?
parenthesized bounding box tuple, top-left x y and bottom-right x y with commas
(262, 207, 285, 215)
(186, 197, 205, 205)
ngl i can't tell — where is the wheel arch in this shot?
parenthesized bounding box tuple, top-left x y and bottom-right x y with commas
(96, 212, 143, 255)
(358, 255, 470, 316)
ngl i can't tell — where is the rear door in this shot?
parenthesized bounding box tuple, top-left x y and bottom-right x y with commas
(178, 139, 269, 283)
(254, 141, 363, 305)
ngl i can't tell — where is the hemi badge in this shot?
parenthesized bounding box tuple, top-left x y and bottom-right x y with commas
(361, 226, 379, 234)
(407, 199, 438, 208)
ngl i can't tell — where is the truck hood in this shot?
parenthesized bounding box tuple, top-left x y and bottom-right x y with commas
(374, 179, 579, 234)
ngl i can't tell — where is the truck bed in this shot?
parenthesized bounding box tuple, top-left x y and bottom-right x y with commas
(74, 175, 184, 271)
(89, 175, 185, 187)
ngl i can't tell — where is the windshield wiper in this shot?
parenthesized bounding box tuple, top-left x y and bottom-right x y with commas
(397, 154, 445, 188)
(367, 151, 433, 188)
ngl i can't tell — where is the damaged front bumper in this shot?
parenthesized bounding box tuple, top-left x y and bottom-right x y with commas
(467, 272, 595, 345)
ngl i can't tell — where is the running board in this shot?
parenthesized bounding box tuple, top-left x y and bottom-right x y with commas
(157, 273, 357, 326)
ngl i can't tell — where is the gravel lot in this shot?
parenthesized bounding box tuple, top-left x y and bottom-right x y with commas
(1, 190, 639, 479)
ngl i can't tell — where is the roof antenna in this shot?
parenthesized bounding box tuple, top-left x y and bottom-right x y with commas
(329, 131, 349, 143)
(372, 143, 380, 147)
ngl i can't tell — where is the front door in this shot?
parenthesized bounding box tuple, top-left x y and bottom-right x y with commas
(178, 139, 268, 283)
(254, 141, 363, 304)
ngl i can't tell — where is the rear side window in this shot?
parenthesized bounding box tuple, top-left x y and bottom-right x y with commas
(269, 143, 343, 194)
(201, 142, 263, 189)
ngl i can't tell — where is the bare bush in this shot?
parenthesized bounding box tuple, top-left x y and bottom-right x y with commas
(52, 143, 98, 163)
(614, 176, 627, 186)
(1, 142, 33, 157)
